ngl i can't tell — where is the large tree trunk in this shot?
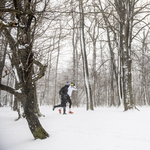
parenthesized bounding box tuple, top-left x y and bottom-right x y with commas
(21, 33, 49, 139)
(116, 0, 134, 111)
(79, 0, 93, 110)
(24, 85, 49, 139)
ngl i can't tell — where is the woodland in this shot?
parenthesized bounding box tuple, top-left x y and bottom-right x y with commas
(0, 0, 150, 139)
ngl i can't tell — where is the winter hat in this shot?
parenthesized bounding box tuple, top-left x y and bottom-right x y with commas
(71, 82, 75, 86)
(66, 81, 70, 86)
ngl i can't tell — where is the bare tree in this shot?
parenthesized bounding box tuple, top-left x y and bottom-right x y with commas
(0, 0, 49, 139)
(79, 0, 94, 110)
(96, 0, 150, 110)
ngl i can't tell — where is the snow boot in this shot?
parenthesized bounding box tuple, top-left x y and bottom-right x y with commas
(59, 109, 61, 114)
(69, 111, 73, 114)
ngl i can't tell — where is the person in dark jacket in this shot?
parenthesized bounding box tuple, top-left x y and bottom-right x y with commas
(53, 82, 70, 114)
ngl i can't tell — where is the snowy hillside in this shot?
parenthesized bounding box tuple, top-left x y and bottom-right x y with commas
(0, 106, 150, 150)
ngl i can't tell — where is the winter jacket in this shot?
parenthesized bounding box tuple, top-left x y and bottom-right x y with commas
(59, 85, 69, 96)
(67, 85, 77, 97)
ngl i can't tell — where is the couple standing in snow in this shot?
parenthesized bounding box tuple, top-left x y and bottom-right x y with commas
(53, 81, 77, 114)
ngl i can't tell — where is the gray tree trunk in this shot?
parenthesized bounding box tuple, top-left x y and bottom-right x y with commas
(79, 0, 93, 110)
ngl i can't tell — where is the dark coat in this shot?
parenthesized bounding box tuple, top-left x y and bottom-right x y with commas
(59, 85, 69, 107)
(59, 85, 69, 96)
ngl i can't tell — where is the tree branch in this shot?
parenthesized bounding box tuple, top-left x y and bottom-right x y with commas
(0, 83, 25, 102)
(0, 8, 33, 15)
(32, 60, 47, 82)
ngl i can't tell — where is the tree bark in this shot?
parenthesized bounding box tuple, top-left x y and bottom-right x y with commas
(79, 0, 93, 110)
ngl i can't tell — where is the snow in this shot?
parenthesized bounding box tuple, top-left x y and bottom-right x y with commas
(0, 106, 150, 150)
(19, 45, 26, 49)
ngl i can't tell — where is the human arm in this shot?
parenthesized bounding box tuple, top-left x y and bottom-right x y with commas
(73, 86, 77, 90)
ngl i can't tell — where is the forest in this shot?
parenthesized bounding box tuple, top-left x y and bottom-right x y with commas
(0, 0, 150, 139)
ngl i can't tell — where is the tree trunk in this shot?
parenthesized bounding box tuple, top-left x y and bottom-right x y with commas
(79, 0, 93, 110)
(98, 0, 118, 106)
(21, 39, 49, 139)
(72, 13, 79, 107)
(117, 0, 134, 111)
(0, 36, 7, 106)
(54, 24, 61, 106)
(24, 85, 49, 139)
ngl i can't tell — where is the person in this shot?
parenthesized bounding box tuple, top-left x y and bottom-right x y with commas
(53, 81, 70, 114)
(67, 82, 77, 114)
(58, 82, 77, 114)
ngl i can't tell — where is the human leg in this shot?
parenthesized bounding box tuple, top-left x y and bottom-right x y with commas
(67, 95, 72, 108)
(67, 96, 73, 113)
(63, 107, 66, 114)
(61, 95, 67, 114)
(53, 104, 62, 111)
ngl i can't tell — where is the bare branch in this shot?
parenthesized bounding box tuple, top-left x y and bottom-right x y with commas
(132, 22, 150, 40)
(32, 60, 47, 82)
(0, 8, 33, 15)
(0, 83, 25, 102)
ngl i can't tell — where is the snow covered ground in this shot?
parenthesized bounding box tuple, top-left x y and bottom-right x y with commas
(0, 106, 150, 150)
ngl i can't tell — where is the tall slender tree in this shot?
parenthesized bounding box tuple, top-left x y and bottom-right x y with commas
(79, 0, 93, 110)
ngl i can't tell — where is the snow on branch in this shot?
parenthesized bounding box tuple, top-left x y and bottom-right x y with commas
(0, 20, 26, 29)
(0, 83, 25, 103)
